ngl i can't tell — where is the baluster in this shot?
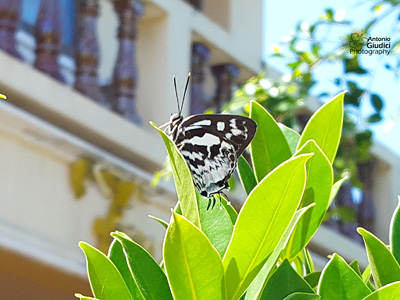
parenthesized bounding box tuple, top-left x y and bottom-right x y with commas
(0, 0, 22, 59)
(211, 63, 239, 113)
(357, 160, 376, 233)
(75, 0, 108, 106)
(33, 0, 65, 82)
(184, 0, 203, 10)
(190, 42, 210, 114)
(112, 0, 144, 124)
(335, 182, 361, 242)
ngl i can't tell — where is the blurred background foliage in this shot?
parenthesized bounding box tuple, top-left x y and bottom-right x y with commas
(223, 0, 400, 189)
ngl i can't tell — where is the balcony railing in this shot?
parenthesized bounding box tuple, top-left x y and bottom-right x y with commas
(0, 0, 239, 124)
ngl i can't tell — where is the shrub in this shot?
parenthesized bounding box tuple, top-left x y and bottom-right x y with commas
(76, 93, 400, 300)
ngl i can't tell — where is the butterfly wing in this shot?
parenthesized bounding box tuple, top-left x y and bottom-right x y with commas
(174, 114, 257, 197)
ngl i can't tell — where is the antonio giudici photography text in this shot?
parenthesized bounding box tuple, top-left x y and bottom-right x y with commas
(350, 36, 391, 56)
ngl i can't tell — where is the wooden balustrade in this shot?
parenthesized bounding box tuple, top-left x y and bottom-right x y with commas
(190, 42, 210, 114)
(184, 0, 203, 10)
(357, 160, 376, 233)
(0, 0, 22, 59)
(75, 0, 108, 106)
(211, 63, 239, 113)
(112, 0, 145, 124)
(33, 0, 65, 82)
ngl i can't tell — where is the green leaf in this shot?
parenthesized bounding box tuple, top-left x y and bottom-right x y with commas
(283, 293, 321, 300)
(148, 215, 169, 229)
(79, 242, 134, 300)
(362, 282, 400, 300)
(223, 154, 311, 300)
(361, 265, 375, 292)
(260, 260, 315, 300)
(392, 40, 400, 53)
(358, 228, 400, 287)
(367, 113, 382, 123)
(244, 204, 316, 300)
(151, 122, 200, 227)
(390, 197, 400, 265)
(370, 94, 384, 112)
(199, 194, 234, 257)
(304, 271, 321, 289)
(111, 232, 173, 300)
(74, 294, 99, 300)
(108, 239, 143, 300)
(318, 254, 371, 299)
(344, 56, 367, 74)
(285, 140, 333, 259)
(238, 156, 257, 195)
(279, 123, 301, 155)
(328, 177, 348, 206)
(349, 260, 362, 276)
(362, 264, 372, 283)
(297, 92, 344, 164)
(250, 101, 292, 181)
(220, 196, 238, 224)
(164, 212, 225, 300)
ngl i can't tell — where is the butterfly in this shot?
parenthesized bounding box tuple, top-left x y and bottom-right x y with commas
(161, 73, 257, 209)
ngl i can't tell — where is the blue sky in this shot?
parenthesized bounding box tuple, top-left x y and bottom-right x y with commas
(263, 0, 400, 155)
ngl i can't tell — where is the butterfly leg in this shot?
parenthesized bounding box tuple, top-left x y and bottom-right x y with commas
(206, 195, 217, 210)
(219, 191, 231, 207)
(207, 197, 212, 210)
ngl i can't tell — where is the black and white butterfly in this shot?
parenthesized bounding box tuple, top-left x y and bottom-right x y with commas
(161, 73, 257, 209)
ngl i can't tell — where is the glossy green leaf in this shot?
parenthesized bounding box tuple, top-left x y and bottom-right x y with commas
(250, 101, 292, 181)
(302, 247, 315, 274)
(361, 265, 375, 292)
(164, 212, 225, 300)
(108, 239, 143, 300)
(74, 294, 99, 300)
(199, 194, 234, 257)
(79, 242, 134, 300)
(279, 123, 301, 154)
(148, 215, 169, 229)
(329, 177, 348, 206)
(362, 264, 372, 283)
(349, 260, 362, 277)
(111, 232, 173, 300)
(244, 204, 316, 300)
(283, 293, 321, 300)
(220, 196, 238, 224)
(223, 154, 311, 300)
(362, 281, 400, 300)
(260, 260, 315, 300)
(286, 140, 333, 259)
(318, 254, 371, 299)
(370, 94, 384, 112)
(390, 197, 400, 265)
(304, 272, 321, 289)
(297, 93, 344, 163)
(358, 228, 400, 287)
(238, 156, 257, 195)
(152, 122, 200, 227)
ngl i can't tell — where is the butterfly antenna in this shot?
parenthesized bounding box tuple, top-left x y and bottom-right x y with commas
(180, 72, 191, 116)
(173, 75, 181, 115)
